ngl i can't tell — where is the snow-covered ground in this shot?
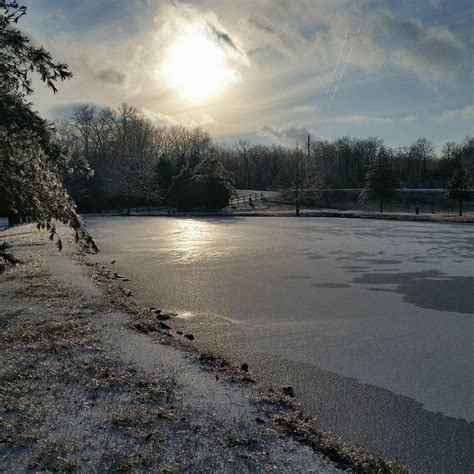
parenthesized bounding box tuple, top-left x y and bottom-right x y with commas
(87, 216, 474, 472)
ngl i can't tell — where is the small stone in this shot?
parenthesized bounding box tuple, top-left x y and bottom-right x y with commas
(111, 260, 116, 264)
(159, 321, 171, 330)
(282, 385, 295, 398)
(184, 333, 194, 341)
(240, 363, 249, 372)
(176, 330, 183, 335)
(154, 308, 161, 314)
(122, 278, 130, 282)
(156, 313, 170, 321)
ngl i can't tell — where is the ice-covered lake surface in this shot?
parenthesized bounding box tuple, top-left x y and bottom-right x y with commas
(87, 216, 474, 472)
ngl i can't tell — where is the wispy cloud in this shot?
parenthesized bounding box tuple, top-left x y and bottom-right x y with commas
(435, 105, 474, 122)
(258, 124, 326, 145)
(155, 2, 249, 66)
(378, 12, 468, 81)
(142, 108, 218, 128)
(246, 16, 308, 56)
(318, 114, 416, 125)
(292, 105, 318, 113)
(96, 67, 128, 86)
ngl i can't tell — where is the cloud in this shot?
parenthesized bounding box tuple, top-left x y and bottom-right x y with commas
(436, 105, 474, 122)
(142, 108, 218, 128)
(246, 16, 308, 56)
(378, 12, 467, 80)
(206, 23, 239, 52)
(293, 105, 318, 113)
(254, 115, 416, 145)
(155, 2, 249, 65)
(258, 124, 326, 145)
(96, 67, 128, 85)
(176, 113, 218, 128)
(319, 114, 416, 125)
(49, 102, 101, 120)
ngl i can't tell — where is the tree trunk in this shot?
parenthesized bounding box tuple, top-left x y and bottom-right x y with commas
(245, 161, 250, 190)
(459, 200, 463, 216)
(379, 198, 383, 213)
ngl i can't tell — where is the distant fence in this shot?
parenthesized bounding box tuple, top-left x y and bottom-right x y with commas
(229, 192, 266, 205)
(302, 201, 474, 214)
(270, 188, 474, 214)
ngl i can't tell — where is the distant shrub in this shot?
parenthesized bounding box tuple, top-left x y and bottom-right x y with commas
(167, 157, 233, 210)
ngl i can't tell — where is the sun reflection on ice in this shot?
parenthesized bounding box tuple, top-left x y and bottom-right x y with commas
(169, 219, 234, 264)
(174, 219, 210, 263)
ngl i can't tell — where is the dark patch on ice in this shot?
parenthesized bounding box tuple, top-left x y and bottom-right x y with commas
(368, 259, 402, 265)
(354, 270, 474, 314)
(281, 275, 311, 280)
(307, 254, 328, 260)
(340, 265, 368, 270)
(410, 257, 432, 263)
(311, 283, 351, 289)
(366, 268, 400, 273)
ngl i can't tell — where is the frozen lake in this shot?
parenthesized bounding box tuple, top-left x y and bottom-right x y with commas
(87, 216, 474, 471)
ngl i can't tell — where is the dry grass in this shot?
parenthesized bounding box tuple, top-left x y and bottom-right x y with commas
(0, 315, 180, 471)
(1, 318, 92, 352)
(258, 389, 408, 473)
(14, 287, 69, 298)
(27, 439, 78, 472)
(109, 406, 171, 442)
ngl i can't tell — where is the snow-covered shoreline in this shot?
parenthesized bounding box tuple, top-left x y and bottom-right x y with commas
(81, 208, 474, 223)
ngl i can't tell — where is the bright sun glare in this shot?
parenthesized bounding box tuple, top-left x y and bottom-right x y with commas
(163, 33, 235, 100)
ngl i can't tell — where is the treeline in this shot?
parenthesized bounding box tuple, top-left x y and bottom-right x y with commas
(223, 136, 474, 191)
(56, 104, 233, 212)
(57, 103, 473, 212)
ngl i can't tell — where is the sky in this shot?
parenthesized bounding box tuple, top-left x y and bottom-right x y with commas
(21, 0, 474, 149)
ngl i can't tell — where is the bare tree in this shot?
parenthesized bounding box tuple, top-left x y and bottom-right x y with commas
(279, 135, 323, 216)
(235, 139, 252, 189)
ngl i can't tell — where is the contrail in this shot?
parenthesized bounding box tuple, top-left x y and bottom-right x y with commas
(324, 0, 361, 100)
(328, 0, 371, 107)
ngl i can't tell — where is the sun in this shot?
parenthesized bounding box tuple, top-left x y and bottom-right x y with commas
(163, 33, 236, 100)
